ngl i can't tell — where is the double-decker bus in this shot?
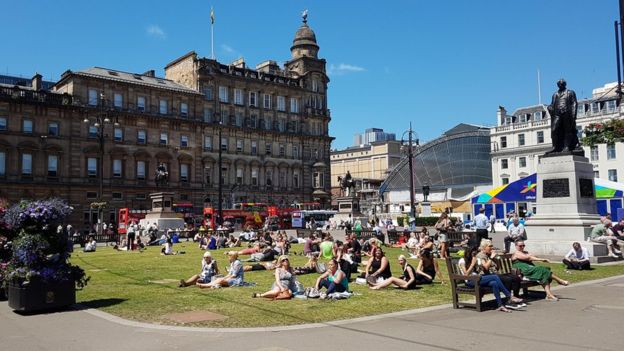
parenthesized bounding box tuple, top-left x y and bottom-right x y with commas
(118, 208, 147, 234)
(172, 202, 202, 225)
(203, 203, 268, 230)
(291, 210, 336, 229)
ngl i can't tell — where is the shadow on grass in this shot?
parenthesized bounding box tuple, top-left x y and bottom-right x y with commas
(75, 298, 127, 310)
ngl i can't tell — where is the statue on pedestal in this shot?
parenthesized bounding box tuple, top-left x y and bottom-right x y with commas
(546, 79, 583, 156)
(337, 170, 355, 197)
(155, 163, 169, 186)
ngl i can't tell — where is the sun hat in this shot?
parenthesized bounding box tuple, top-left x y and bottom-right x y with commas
(203, 251, 212, 258)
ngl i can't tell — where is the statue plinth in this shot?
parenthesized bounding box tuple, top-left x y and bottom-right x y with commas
(524, 154, 603, 256)
(140, 192, 185, 232)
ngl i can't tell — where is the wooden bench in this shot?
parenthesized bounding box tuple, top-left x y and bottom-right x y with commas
(446, 254, 541, 311)
(386, 230, 402, 245)
(345, 229, 377, 241)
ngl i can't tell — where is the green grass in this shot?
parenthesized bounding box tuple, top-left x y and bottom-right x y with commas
(72, 243, 624, 328)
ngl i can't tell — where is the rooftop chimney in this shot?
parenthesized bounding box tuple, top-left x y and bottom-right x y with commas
(31, 73, 43, 91)
(143, 70, 156, 77)
(497, 106, 507, 125)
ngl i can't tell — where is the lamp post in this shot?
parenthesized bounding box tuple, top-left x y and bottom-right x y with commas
(217, 120, 223, 226)
(401, 122, 419, 221)
(83, 92, 119, 234)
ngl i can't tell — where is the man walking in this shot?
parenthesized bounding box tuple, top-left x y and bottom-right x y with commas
(489, 213, 496, 233)
(473, 207, 489, 247)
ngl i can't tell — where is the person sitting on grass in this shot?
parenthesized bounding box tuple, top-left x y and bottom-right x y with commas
(179, 251, 219, 287)
(315, 258, 349, 297)
(252, 255, 301, 298)
(463, 241, 524, 312)
(226, 234, 241, 248)
(370, 255, 417, 290)
(83, 236, 97, 252)
(364, 247, 392, 284)
(405, 232, 419, 257)
(512, 240, 569, 301)
(198, 251, 244, 288)
(319, 234, 334, 260)
(161, 238, 176, 255)
(293, 253, 320, 275)
(243, 260, 278, 272)
(303, 233, 321, 257)
(413, 249, 442, 285)
(563, 242, 591, 270)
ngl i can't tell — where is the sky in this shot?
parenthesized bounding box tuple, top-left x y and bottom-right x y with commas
(1, 0, 621, 149)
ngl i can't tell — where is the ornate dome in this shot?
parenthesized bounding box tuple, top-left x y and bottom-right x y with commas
(293, 23, 317, 46)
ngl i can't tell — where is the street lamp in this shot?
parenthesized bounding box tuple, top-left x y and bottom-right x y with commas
(217, 120, 223, 226)
(401, 122, 419, 221)
(83, 92, 119, 234)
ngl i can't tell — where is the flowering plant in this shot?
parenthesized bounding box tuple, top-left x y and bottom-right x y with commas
(581, 119, 624, 146)
(0, 198, 89, 289)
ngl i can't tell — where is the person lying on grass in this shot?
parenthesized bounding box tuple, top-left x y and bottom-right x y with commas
(243, 260, 278, 272)
(252, 255, 302, 298)
(369, 255, 417, 290)
(179, 251, 219, 287)
(197, 251, 244, 288)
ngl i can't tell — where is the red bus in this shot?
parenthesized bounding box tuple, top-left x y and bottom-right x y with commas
(118, 208, 147, 234)
(203, 203, 270, 230)
(172, 202, 201, 225)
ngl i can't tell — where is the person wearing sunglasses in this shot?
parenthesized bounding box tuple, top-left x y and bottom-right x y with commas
(512, 241, 569, 301)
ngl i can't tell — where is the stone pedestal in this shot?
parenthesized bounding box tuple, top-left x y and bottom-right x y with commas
(420, 202, 432, 217)
(139, 192, 185, 232)
(525, 155, 602, 256)
(333, 196, 368, 225)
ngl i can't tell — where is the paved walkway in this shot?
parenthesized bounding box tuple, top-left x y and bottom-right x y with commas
(2, 275, 623, 351)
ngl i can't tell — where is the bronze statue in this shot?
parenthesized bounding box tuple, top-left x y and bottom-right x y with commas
(155, 163, 169, 186)
(337, 170, 355, 197)
(546, 79, 582, 155)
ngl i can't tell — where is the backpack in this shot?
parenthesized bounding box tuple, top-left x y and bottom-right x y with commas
(304, 287, 320, 298)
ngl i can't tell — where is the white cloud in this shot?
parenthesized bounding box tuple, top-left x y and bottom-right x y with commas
(328, 63, 366, 76)
(146, 25, 166, 39)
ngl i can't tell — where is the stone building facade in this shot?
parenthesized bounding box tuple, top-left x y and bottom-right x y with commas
(0, 17, 332, 230)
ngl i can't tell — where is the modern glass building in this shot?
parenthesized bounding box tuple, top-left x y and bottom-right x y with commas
(379, 123, 492, 209)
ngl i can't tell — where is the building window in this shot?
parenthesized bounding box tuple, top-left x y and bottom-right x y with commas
(137, 96, 146, 111)
(265, 117, 272, 131)
(290, 98, 298, 113)
(277, 96, 286, 111)
(220, 109, 228, 124)
(236, 139, 243, 153)
(112, 192, 123, 200)
(87, 157, 97, 177)
(180, 164, 189, 182)
(279, 144, 285, 157)
(0, 152, 5, 176)
(181, 135, 189, 147)
(234, 89, 243, 105)
(500, 136, 507, 148)
(48, 122, 59, 136)
(137, 130, 146, 144)
(203, 86, 213, 100)
(221, 137, 227, 151)
(577, 104, 586, 116)
(518, 134, 525, 146)
(204, 136, 212, 151)
(250, 115, 257, 128)
(518, 115, 527, 123)
(114, 128, 123, 142)
(502, 177, 509, 185)
(0, 117, 7, 131)
(293, 145, 299, 158)
(594, 170, 600, 178)
(23, 119, 33, 134)
(251, 141, 257, 155)
(591, 102, 600, 114)
(47, 155, 58, 177)
(519, 157, 527, 168)
(160, 132, 168, 146)
(266, 170, 273, 187)
(608, 169, 618, 182)
(251, 169, 258, 186)
(576, 126, 583, 139)
(180, 103, 188, 117)
(88, 89, 98, 106)
(607, 144, 616, 160)
(279, 171, 286, 188)
(501, 159, 508, 169)
(219, 86, 228, 103)
(201, 108, 212, 123)
(312, 79, 319, 92)
(159, 99, 168, 114)
(235, 112, 243, 127)
(534, 111, 542, 120)
(590, 145, 599, 161)
(313, 172, 324, 188)
(22, 154, 32, 175)
(136, 161, 146, 180)
(113, 159, 122, 178)
(293, 171, 299, 188)
(249, 92, 257, 107)
(236, 168, 243, 185)
(88, 126, 98, 138)
(607, 100, 617, 113)
(114, 93, 122, 108)
(86, 192, 97, 199)
(263, 94, 271, 109)
(221, 167, 228, 185)
(204, 167, 212, 185)
(537, 131, 544, 144)
(265, 143, 272, 155)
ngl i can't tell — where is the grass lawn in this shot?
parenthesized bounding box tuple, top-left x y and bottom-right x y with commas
(72, 242, 624, 328)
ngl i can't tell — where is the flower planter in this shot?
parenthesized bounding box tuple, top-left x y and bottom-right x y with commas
(8, 280, 75, 312)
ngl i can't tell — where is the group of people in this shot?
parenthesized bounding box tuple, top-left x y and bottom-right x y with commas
(589, 216, 624, 258)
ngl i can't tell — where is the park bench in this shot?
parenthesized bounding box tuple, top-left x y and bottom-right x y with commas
(446, 254, 541, 312)
(387, 230, 402, 245)
(296, 229, 315, 238)
(345, 229, 378, 241)
(77, 232, 118, 246)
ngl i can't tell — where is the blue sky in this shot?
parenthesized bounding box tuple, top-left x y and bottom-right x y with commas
(1, 1, 620, 149)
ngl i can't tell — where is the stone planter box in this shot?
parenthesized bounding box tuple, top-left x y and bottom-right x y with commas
(8, 280, 75, 312)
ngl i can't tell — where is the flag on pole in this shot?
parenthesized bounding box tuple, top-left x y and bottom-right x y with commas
(210, 7, 215, 24)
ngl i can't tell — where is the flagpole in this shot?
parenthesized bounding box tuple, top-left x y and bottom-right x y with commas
(537, 68, 542, 105)
(211, 7, 215, 60)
